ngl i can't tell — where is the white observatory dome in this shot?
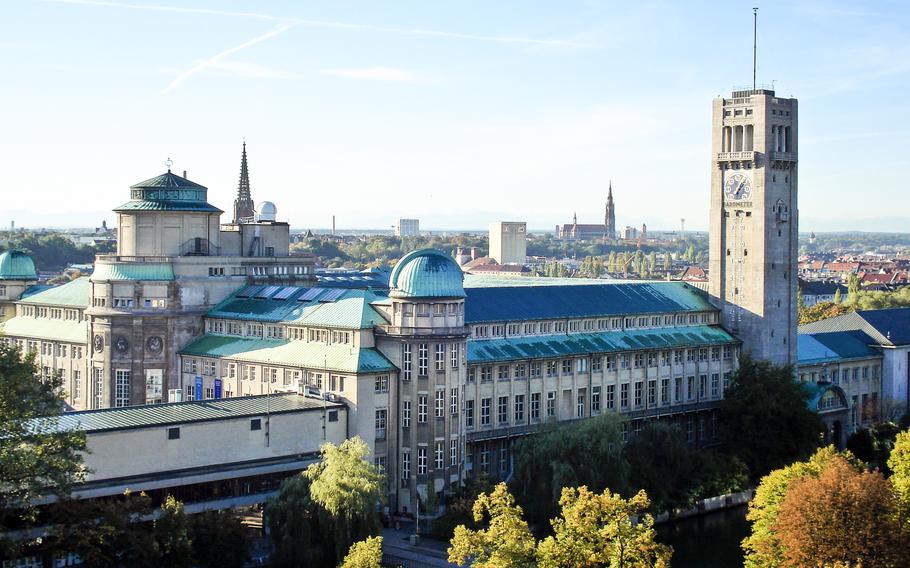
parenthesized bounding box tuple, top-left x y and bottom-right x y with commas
(257, 201, 277, 222)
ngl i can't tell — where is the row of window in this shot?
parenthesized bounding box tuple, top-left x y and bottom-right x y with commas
(205, 319, 354, 346)
(19, 306, 83, 320)
(402, 343, 460, 380)
(467, 347, 734, 383)
(393, 302, 463, 318)
(472, 312, 716, 339)
(464, 373, 730, 429)
(799, 365, 880, 384)
(110, 297, 168, 309)
(400, 440, 459, 484)
(400, 388, 460, 428)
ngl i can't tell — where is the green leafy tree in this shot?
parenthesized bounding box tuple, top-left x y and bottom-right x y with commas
(847, 273, 861, 303)
(266, 474, 331, 567)
(742, 446, 862, 568)
(512, 414, 627, 527)
(797, 286, 806, 310)
(720, 356, 822, 480)
(888, 430, 910, 525)
(536, 487, 671, 568)
(48, 491, 160, 567)
(338, 536, 383, 568)
(447, 483, 536, 568)
(188, 509, 249, 568)
(305, 437, 384, 563)
(622, 423, 694, 512)
(155, 496, 194, 568)
(833, 288, 842, 304)
(0, 341, 86, 555)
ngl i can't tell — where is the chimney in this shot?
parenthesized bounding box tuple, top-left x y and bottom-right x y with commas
(332, 215, 336, 236)
(183, 170, 187, 179)
(471, 247, 476, 261)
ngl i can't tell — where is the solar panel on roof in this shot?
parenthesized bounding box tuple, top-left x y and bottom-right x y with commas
(273, 286, 298, 300)
(235, 285, 259, 298)
(298, 288, 325, 302)
(319, 288, 345, 302)
(255, 285, 281, 299)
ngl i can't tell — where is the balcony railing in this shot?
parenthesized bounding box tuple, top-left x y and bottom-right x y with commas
(716, 151, 756, 162)
(180, 238, 221, 257)
(770, 151, 797, 162)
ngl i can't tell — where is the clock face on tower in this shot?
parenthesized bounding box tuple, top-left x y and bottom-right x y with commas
(724, 172, 753, 201)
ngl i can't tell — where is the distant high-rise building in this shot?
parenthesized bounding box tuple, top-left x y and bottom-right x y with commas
(233, 141, 255, 224)
(489, 221, 527, 265)
(708, 87, 798, 366)
(394, 219, 420, 237)
(605, 181, 616, 239)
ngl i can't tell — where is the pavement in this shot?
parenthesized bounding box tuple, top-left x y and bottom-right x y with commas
(381, 519, 460, 568)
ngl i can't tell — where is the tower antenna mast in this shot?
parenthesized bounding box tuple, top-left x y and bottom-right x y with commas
(753, 7, 758, 91)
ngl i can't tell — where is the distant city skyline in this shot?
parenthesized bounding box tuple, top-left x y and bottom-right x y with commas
(2, 0, 909, 232)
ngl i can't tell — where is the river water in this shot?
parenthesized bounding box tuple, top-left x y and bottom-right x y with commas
(656, 505, 750, 567)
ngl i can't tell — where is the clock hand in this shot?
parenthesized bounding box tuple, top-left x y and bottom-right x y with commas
(736, 179, 746, 198)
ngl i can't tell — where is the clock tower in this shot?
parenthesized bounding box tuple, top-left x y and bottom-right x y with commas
(708, 88, 798, 366)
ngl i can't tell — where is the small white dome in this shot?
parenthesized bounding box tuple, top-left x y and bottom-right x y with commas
(257, 201, 277, 221)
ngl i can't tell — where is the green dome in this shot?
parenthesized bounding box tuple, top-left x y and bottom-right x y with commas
(0, 249, 38, 281)
(389, 249, 465, 299)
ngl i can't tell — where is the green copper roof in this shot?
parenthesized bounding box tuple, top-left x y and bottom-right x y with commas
(131, 171, 208, 190)
(0, 250, 38, 280)
(0, 316, 88, 343)
(180, 334, 396, 374)
(38, 393, 342, 435)
(389, 249, 465, 299)
(116, 171, 222, 214)
(467, 325, 736, 364)
(292, 296, 388, 329)
(91, 263, 175, 282)
(113, 200, 223, 213)
(17, 277, 90, 308)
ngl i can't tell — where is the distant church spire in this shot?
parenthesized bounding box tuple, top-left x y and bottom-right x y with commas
(233, 140, 255, 223)
(605, 180, 616, 240)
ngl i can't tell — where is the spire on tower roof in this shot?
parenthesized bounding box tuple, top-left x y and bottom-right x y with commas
(233, 140, 256, 223)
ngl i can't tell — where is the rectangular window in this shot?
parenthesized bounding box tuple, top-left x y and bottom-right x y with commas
(530, 392, 541, 420)
(620, 383, 629, 409)
(592, 385, 601, 413)
(661, 378, 670, 405)
(647, 353, 657, 367)
(498, 365, 510, 380)
(167, 427, 180, 440)
(515, 363, 526, 379)
(606, 355, 616, 371)
(711, 347, 720, 361)
(374, 375, 389, 393)
(576, 390, 585, 418)
(401, 451, 410, 487)
(465, 399, 475, 428)
(562, 359, 572, 374)
(500, 448, 508, 473)
(402, 400, 411, 428)
(435, 344, 445, 371)
(417, 447, 427, 475)
(606, 384, 615, 409)
(435, 442, 444, 470)
(687, 376, 695, 401)
(723, 371, 731, 394)
(467, 367, 476, 383)
(73, 370, 81, 400)
(450, 439, 458, 466)
(647, 380, 656, 407)
(418, 343, 429, 376)
(592, 357, 603, 372)
(514, 394, 525, 422)
(675, 376, 683, 402)
(634, 381, 643, 408)
(435, 390, 445, 418)
(451, 387, 459, 415)
(418, 395, 428, 423)
(546, 361, 558, 377)
(699, 374, 708, 399)
(481, 398, 491, 426)
(530, 362, 541, 378)
(576, 358, 589, 373)
(546, 391, 556, 417)
(451, 343, 459, 369)
(711, 373, 720, 398)
(115, 369, 130, 408)
(498, 396, 508, 424)
(634, 353, 644, 368)
(375, 409, 387, 439)
(621, 355, 629, 370)
(481, 366, 493, 382)
(250, 418, 262, 431)
(403, 343, 412, 381)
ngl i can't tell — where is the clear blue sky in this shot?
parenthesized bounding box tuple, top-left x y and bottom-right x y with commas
(2, 0, 908, 232)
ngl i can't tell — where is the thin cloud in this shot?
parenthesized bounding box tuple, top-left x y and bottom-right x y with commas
(323, 67, 434, 84)
(163, 23, 294, 93)
(42, 0, 600, 48)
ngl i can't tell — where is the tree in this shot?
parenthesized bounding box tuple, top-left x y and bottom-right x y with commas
(537, 487, 671, 568)
(305, 437, 384, 563)
(338, 536, 383, 568)
(447, 483, 537, 568)
(847, 273, 861, 303)
(846, 422, 900, 473)
(47, 491, 160, 567)
(622, 423, 694, 512)
(888, 430, 910, 525)
(0, 341, 86, 555)
(188, 509, 249, 568)
(774, 455, 906, 567)
(833, 288, 842, 304)
(155, 496, 194, 568)
(266, 474, 331, 567)
(511, 414, 627, 527)
(797, 286, 806, 310)
(742, 446, 862, 568)
(720, 355, 822, 480)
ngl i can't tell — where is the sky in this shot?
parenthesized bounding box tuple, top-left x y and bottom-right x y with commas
(1, 0, 909, 232)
